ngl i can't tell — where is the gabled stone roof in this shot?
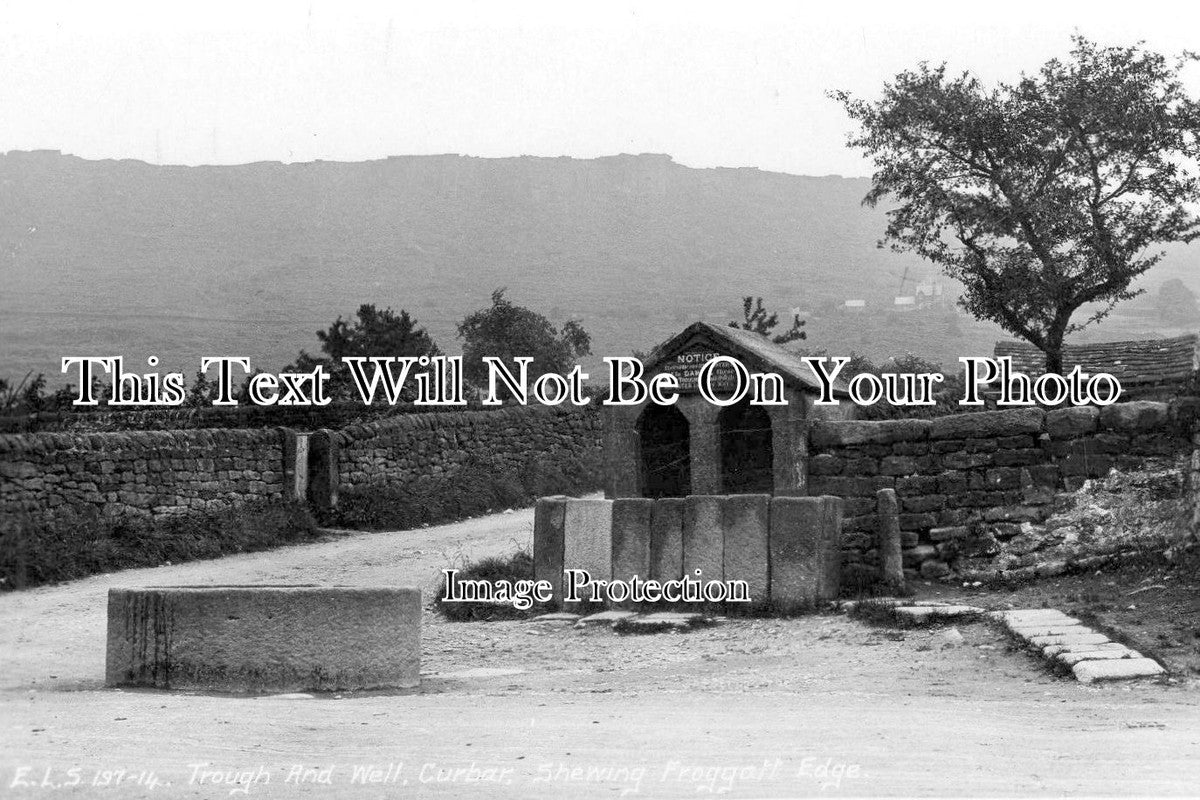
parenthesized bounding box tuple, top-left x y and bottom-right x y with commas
(992, 334, 1199, 386)
(644, 321, 851, 396)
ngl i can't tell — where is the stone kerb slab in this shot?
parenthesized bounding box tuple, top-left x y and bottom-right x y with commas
(106, 586, 420, 692)
(649, 498, 685, 582)
(563, 498, 614, 602)
(996, 608, 1166, 683)
(683, 495, 726, 585)
(611, 498, 654, 586)
(769, 496, 843, 606)
(721, 494, 771, 605)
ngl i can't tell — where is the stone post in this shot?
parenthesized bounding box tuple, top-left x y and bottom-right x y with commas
(277, 428, 311, 504)
(876, 488, 906, 594)
(306, 428, 339, 511)
(533, 496, 568, 605)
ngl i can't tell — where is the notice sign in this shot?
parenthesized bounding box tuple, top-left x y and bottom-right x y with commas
(663, 349, 741, 394)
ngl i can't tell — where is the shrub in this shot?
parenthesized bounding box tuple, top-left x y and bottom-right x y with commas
(436, 550, 543, 621)
(0, 500, 319, 591)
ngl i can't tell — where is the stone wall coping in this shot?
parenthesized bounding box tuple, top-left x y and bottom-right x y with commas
(0, 426, 281, 455)
(335, 404, 594, 446)
(812, 401, 1183, 448)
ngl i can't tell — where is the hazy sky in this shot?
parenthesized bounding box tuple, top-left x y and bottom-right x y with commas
(3, 1, 1198, 176)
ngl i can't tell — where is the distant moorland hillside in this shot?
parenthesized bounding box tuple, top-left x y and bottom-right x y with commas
(2, 150, 1197, 385)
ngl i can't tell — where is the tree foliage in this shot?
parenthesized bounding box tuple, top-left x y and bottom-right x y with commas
(729, 297, 807, 344)
(833, 36, 1200, 372)
(0, 372, 93, 414)
(1156, 278, 1200, 326)
(456, 289, 591, 388)
(287, 304, 440, 401)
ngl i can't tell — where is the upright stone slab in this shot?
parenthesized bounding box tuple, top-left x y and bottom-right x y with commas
(649, 498, 685, 582)
(722, 494, 770, 607)
(562, 499, 613, 606)
(769, 495, 843, 607)
(611, 498, 653, 603)
(682, 495, 725, 585)
(306, 428, 339, 510)
(106, 586, 420, 692)
(533, 496, 568, 605)
(876, 488, 905, 593)
(818, 497, 844, 599)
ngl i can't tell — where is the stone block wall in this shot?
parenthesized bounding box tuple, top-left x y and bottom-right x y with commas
(808, 401, 1196, 581)
(334, 406, 603, 491)
(0, 428, 288, 520)
(2, 406, 604, 526)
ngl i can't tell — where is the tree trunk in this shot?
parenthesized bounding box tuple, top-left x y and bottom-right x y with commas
(1044, 347, 1064, 375)
(1043, 322, 1068, 376)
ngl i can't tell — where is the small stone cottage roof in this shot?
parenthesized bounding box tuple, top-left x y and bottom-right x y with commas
(992, 334, 1199, 386)
(644, 320, 851, 397)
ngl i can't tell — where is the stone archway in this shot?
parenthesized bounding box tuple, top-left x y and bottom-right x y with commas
(637, 404, 692, 498)
(718, 399, 774, 494)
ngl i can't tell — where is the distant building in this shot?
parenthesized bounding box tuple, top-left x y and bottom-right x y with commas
(844, 299, 865, 311)
(992, 334, 1199, 396)
(893, 296, 916, 311)
(914, 280, 944, 308)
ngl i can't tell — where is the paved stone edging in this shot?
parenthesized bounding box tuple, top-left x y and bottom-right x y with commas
(993, 609, 1165, 683)
(837, 600, 1165, 684)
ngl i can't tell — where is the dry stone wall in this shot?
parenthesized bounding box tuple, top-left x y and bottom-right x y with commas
(334, 406, 603, 491)
(808, 401, 1197, 583)
(0, 428, 288, 519)
(2, 406, 603, 528)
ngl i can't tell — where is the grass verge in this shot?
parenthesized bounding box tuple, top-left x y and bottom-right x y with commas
(1, 500, 319, 591)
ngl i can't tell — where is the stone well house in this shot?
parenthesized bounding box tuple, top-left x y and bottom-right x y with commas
(602, 321, 853, 499)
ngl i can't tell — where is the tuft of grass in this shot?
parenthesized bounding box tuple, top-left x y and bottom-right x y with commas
(846, 598, 912, 627)
(0, 501, 319, 591)
(838, 563, 914, 600)
(846, 599, 981, 628)
(436, 550, 548, 622)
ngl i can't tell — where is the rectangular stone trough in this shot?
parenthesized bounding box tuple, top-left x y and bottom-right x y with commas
(106, 586, 421, 692)
(533, 494, 845, 610)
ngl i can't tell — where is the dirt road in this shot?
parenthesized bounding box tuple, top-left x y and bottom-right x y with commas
(2, 506, 1199, 797)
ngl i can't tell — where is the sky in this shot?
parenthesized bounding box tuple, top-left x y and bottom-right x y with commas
(2, 0, 1199, 177)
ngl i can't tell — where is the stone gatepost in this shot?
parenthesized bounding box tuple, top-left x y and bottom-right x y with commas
(307, 428, 339, 511)
(278, 428, 310, 504)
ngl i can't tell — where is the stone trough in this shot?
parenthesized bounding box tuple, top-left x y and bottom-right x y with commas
(106, 586, 420, 692)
